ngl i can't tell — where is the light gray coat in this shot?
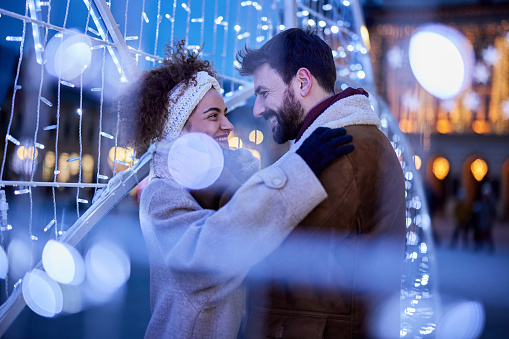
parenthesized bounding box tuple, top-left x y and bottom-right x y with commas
(140, 148, 327, 339)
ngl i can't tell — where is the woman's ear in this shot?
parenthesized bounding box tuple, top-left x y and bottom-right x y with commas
(295, 67, 312, 97)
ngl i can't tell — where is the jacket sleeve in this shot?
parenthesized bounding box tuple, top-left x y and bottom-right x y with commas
(140, 152, 327, 295)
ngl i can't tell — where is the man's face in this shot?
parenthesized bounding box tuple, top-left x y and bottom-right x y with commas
(252, 64, 306, 144)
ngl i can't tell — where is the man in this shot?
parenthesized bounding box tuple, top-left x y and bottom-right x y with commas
(237, 28, 406, 338)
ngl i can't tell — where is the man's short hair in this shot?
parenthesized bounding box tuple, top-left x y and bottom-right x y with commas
(237, 28, 336, 93)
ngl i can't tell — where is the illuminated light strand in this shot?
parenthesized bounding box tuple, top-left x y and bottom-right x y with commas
(30, 235, 38, 241)
(27, 0, 45, 65)
(152, 0, 162, 66)
(43, 219, 56, 232)
(125, 36, 139, 40)
(6, 36, 23, 42)
(67, 156, 80, 163)
(97, 174, 109, 180)
(35, 143, 45, 149)
(100, 131, 114, 139)
(90, 44, 105, 49)
(40, 96, 52, 107)
(6, 135, 20, 146)
(14, 189, 30, 195)
(91, 88, 102, 91)
(44, 125, 57, 130)
(13, 279, 22, 289)
(87, 27, 100, 36)
(142, 12, 149, 23)
(77, 199, 89, 204)
(0, 225, 12, 232)
(53, 170, 60, 175)
(59, 80, 75, 87)
(115, 160, 129, 166)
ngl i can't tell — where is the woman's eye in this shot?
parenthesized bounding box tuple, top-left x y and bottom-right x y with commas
(208, 113, 218, 119)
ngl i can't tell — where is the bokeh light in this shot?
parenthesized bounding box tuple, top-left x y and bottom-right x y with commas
(436, 301, 485, 339)
(248, 130, 263, 144)
(0, 245, 8, 279)
(228, 137, 243, 149)
(413, 155, 422, 170)
(42, 240, 85, 285)
(85, 241, 131, 297)
(7, 238, 32, 280)
(409, 24, 474, 100)
(470, 159, 488, 182)
(168, 133, 224, 190)
(45, 32, 92, 82)
(22, 269, 63, 318)
(432, 157, 450, 180)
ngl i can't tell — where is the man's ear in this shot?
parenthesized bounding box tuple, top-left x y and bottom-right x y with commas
(295, 67, 313, 97)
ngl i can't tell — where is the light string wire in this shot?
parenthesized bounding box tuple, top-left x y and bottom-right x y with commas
(0, 0, 29, 302)
(76, 4, 93, 218)
(95, 46, 107, 192)
(220, 0, 231, 89)
(0, 6, 28, 181)
(53, 0, 71, 238)
(29, 0, 52, 270)
(231, 0, 241, 94)
(199, 0, 205, 53)
(212, 0, 219, 62)
(136, 0, 146, 66)
(169, 0, 177, 52)
(184, 0, 191, 48)
(153, 0, 162, 65)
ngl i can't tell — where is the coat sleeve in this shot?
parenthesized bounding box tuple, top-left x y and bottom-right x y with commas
(140, 152, 327, 294)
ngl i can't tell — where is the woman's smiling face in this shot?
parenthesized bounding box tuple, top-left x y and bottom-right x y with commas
(182, 88, 233, 149)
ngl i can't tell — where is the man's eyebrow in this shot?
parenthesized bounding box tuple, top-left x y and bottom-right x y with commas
(254, 86, 267, 94)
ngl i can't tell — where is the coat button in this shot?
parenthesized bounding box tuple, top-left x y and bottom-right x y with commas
(272, 178, 282, 186)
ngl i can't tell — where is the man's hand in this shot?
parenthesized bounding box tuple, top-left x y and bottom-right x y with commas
(296, 127, 354, 176)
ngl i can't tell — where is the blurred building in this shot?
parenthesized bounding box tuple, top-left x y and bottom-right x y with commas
(365, 0, 509, 219)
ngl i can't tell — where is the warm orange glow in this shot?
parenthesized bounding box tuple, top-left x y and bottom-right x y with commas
(108, 147, 135, 171)
(413, 155, 422, 170)
(432, 157, 449, 180)
(470, 159, 488, 182)
(398, 119, 417, 133)
(82, 154, 94, 183)
(228, 137, 243, 149)
(42, 151, 56, 181)
(360, 26, 371, 51)
(247, 149, 261, 160)
(16, 146, 38, 160)
(472, 120, 491, 134)
(249, 130, 264, 144)
(436, 119, 452, 134)
(57, 153, 70, 182)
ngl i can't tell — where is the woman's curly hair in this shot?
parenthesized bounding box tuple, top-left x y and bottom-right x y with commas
(117, 40, 216, 152)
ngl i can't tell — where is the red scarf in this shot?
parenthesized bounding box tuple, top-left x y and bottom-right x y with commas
(295, 87, 369, 142)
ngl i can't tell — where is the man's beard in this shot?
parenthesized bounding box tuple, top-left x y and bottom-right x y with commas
(269, 87, 306, 144)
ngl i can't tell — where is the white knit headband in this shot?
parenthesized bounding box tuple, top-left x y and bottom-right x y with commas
(163, 71, 221, 140)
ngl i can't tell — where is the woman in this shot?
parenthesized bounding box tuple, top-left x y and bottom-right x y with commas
(118, 41, 351, 338)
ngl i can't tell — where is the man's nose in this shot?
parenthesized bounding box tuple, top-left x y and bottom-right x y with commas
(253, 97, 264, 118)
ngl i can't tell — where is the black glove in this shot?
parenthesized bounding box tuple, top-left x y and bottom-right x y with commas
(296, 127, 354, 176)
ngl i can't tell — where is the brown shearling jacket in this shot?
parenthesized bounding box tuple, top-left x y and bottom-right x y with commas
(243, 95, 406, 339)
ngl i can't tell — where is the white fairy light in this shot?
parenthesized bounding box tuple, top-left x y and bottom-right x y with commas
(331, 26, 339, 34)
(482, 45, 500, 66)
(318, 20, 326, 28)
(234, 25, 241, 32)
(40, 97, 53, 107)
(87, 27, 101, 36)
(473, 63, 490, 84)
(279, 25, 286, 31)
(343, 1, 351, 6)
(323, 4, 332, 11)
(6, 134, 21, 146)
(6, 36, 23, 42)
(307, 19, 316, 27)
(142, 12, 149, 23)
(59, 80, 75, 87)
